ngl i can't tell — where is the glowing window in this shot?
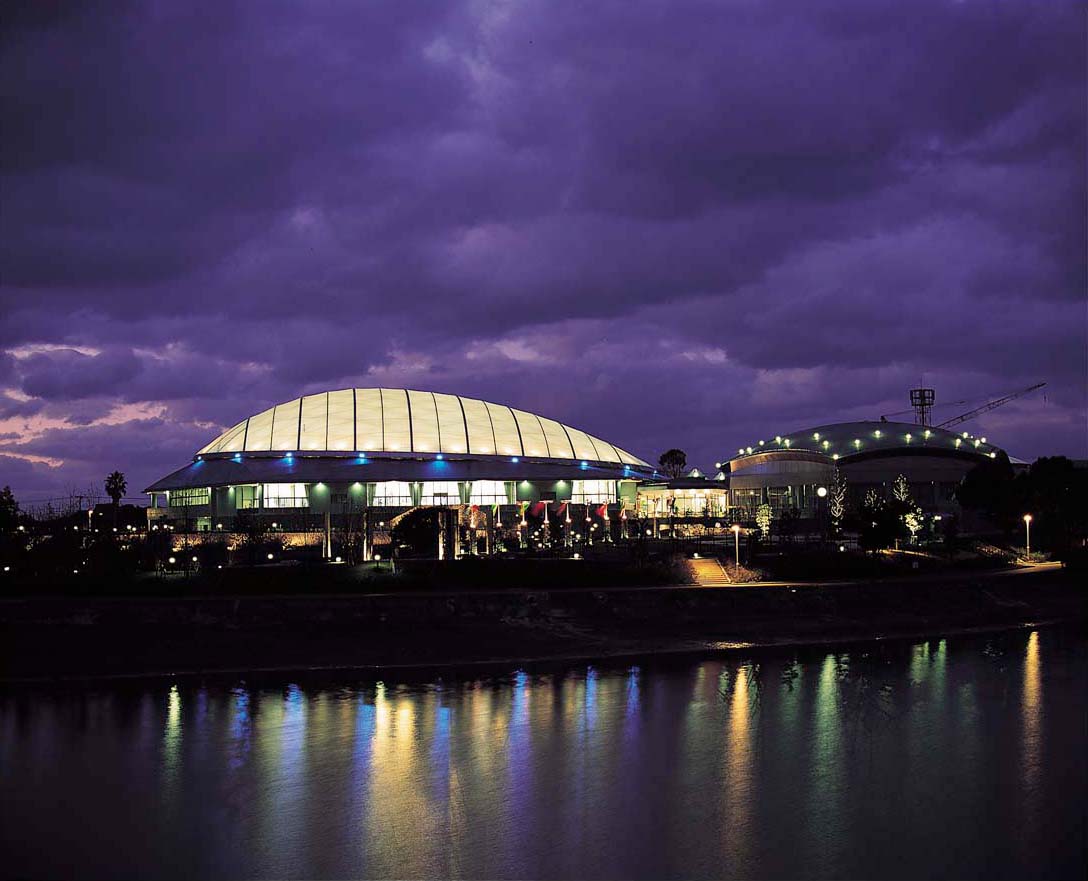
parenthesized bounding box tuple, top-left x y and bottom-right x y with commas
(468, 480, 514, 505)
(372, 481, 413, 506)
(262, 483, 308, 508)
(168, 487, 210, 507)
(572, 480, 616, 504)
(236, 485, 259, 509)
(420, 481, 461, 505)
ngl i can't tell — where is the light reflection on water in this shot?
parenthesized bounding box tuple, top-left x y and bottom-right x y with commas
(0, 628, 1084, 880)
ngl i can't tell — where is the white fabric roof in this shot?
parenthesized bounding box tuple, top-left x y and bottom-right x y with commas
(197, 388, 649, 466)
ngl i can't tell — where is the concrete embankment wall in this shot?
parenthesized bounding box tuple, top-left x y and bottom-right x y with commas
(1, 570, 1081, 679)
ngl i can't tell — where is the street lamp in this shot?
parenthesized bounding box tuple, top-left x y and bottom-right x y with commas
(731, 524, 741, 568)
(1023, 514, 1032, 557)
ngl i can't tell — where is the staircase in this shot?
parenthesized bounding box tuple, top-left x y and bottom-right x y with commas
(688, 556, 732, 587)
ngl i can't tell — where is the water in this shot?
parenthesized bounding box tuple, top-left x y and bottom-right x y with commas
(1, 628, 1084, 880)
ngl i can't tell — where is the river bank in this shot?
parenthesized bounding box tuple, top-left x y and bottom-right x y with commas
(2, 566, 1081, 682)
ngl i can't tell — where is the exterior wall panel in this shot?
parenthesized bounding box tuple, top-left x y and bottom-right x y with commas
(380, 388, 412, 451)
(461, 397, 496, 455)
(408, 390, 441, 453)
(355, 388, 383, 451)
(538, 417, 574, 459)
(326, 389, 354, 451)
(434, 393, 468, 454)
(587, 434, 622, 463)
(244, 407, 275, 451)
(564, 426, 598, 461)
(270, 399, 301, 450)
(512, 410, 549, 458)
(299, 393, 329, 450)
(486, 403, 522, 456)
(211, 420, 248, 453)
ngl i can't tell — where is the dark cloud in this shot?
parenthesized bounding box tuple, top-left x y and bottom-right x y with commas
(1, 0, 1084, 499)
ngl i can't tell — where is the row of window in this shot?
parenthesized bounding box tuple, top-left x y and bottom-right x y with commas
(168, 488, 211, 507)
(169, 480, 618, 509)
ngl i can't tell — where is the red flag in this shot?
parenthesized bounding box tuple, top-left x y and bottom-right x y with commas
(531, 501, 546, 517)
(596, 503, 608, 518)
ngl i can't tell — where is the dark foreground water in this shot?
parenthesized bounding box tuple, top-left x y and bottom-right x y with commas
(1, 628, 1085, 880)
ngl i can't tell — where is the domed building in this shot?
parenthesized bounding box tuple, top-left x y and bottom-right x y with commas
(727, 420, 1006, 520)
(145, 388, 652, 535)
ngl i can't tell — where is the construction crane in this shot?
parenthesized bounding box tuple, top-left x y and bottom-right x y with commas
(880, 399, 965, 423)
(936, 382, 1046, 430)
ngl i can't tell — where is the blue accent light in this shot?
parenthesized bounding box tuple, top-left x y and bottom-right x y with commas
(580, 460, 589, 470)
(233, 453, 242, 462)
(284, 452, 293, 460)
(511, 456, 519, 463)
(436, 453, 444, 460)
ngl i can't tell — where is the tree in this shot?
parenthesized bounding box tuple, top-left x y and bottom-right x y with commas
(829, 469, 847, 536)
(105, 471, 127, 528)
(755, 503, 773, 540)
(859, 489, 896, 552)
(904, 510, 923, 543)
(956, 452, 1017, 532)
(0, 486, 18, 534)
(889, 474, 922, 545)
(658, 449, 688, 479)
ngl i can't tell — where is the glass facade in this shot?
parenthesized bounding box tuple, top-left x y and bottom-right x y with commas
(572, 480, 617, 504)
(168, 487, 210, 507)
(468, 480, 515, 505)
(419, 481, 459, 506)
(262, 483, 308, 508)
(236, 485, 259, 509)
(372, 481, 413, 506)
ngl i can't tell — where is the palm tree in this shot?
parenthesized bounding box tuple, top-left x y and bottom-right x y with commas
(105, 471, 127, 528)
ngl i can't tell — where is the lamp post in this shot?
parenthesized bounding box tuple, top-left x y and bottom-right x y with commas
(731, 524, 741, 568)
(1023, 514, 1032, 557)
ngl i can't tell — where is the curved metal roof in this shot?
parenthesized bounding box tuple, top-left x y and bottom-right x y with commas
(729, 420, 1003, 464)
(196, 388, 649, 467)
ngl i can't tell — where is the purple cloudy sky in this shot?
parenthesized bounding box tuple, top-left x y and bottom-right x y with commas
(1, 0, 1085, 503)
